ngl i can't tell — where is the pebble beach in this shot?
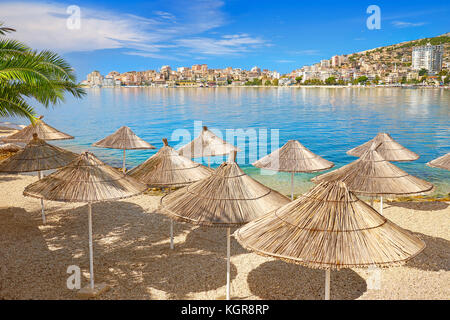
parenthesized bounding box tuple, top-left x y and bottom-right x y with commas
(0, 173, 448, 300)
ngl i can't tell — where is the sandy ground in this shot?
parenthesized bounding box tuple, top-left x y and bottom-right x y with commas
(0, 173, 449, 300)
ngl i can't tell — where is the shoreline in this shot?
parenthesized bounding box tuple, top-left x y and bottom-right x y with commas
(82, 85, 450, 90)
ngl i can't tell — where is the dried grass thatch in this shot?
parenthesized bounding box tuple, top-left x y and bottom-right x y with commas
(128, 138, 213, 187)
(427, 153, 450, 171)
(1, 116, 73, 142)
(0, 134, 78, 173)
(347, 133, 419, 162)
(253, 140, 334, 173)
(235, 180, 425, 270)
(160, 153, 290, 227)
(23, 151, 147, 202)
(0, 143, 22, 153)
(312, 144, 433, 196)
(178, 126, 240, 158)
(92, 126, 155, 150)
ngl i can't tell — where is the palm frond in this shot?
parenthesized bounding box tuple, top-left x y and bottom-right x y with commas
(0, 22, 16, 35)
(0, 85, 36, 120)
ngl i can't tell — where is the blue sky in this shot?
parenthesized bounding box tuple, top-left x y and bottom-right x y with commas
(1, 0, 449, 80)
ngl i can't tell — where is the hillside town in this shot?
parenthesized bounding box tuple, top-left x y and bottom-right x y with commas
(83, 34, 450, 88)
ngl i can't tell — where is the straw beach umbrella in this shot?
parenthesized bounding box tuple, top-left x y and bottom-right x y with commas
(23, 151, 146, 296)
(92, 126, 155, 173)
(160, 151, 290, 299)
(427, 153, 450, 171)
(178, 125, 240, 167)
(347, 132, 419, 161)
(1, 116, 73, 142)
(312, 143, 433, 214)
(0, 134, 78, 223)
(235, 180, 425, 300)
(128, 138, 213, 249)
(253, 139, 334, 200)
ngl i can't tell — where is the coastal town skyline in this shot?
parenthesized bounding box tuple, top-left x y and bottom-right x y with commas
(1, 1, 449, 78)
(84, 35, 449, 87)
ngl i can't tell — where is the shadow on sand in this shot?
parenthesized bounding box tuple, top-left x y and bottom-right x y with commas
(2, 201, 237, 299)
(406, 232, 450, 272)
(247, 260, 367, 300)
(181, 225, 248, 256)
(387, 201, 449, 211)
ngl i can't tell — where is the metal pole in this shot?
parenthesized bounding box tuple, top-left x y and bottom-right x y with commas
(208, 156, 210, 168)
(38, 171, 46, 224)
(325, 269, 330, 300)
(226, 227, 231, 300)
(88, 203, 95, 290)
(290, 172, 294, 201)
(122, 149, 126, 174)
(380, 196, 383, 215)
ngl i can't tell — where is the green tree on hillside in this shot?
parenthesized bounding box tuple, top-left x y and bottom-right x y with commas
(419, 68, 428, 76)
(325, 77, 337, 85)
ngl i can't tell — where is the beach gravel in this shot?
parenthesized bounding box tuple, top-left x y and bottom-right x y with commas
(0, 174, 448, 300)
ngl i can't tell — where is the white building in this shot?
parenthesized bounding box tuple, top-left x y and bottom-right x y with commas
(251, 66, 261, 74)
(87, 71, 103, 86)
(412, 43, 444, 73)
(320, 60, 330, 68)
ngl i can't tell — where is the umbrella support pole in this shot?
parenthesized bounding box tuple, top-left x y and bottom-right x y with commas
(226, 227, 231, 300)
(88, 203, 95, 290)
(170, 220, 174, 249)
(37, 171, 46, 224)
(370, 196, 374, 207)
(290, 172, 294, 201)
(208, 156, 210, 168)
(380, 196, 383, 215)
(77, 202, 110, 298)
(122, 149, 126, 174)
(325, 269, 330, 300)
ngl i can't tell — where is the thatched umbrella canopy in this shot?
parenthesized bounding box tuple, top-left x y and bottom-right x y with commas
(253, 139, 334, 200)
(0, 134, 77, 173)
(128, 138, 212, 188)
(178, 126, 240, 166)
(312, 143, 433, 214)
(23, 151, 146, 296)
(347, 132, 419, 162)
(0, 133, 78, 223)
(1, 116, 73, 143)
(427, 153, 450, 171)
(92, 126, 155, 173)
(160, 150, 290, 299)
(0, 143, 22, 153)
(129, 138, 213, 250)
(235, 180, 425, 300)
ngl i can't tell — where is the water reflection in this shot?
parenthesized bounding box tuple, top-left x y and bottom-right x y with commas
(10, 87, 449, 196)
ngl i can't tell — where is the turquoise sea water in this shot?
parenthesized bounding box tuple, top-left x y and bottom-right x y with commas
(12, 87, 450, 197)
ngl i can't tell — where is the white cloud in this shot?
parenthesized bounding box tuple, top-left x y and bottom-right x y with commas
(392, 21, 426, 28)
(176, 34, 268, 55)
(276, 60, 295, 63)
(0, 0, 266, 59)
(290, 49, 320, 56)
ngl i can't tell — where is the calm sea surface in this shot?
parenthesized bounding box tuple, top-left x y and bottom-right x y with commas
(14, 87, 450, 196)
